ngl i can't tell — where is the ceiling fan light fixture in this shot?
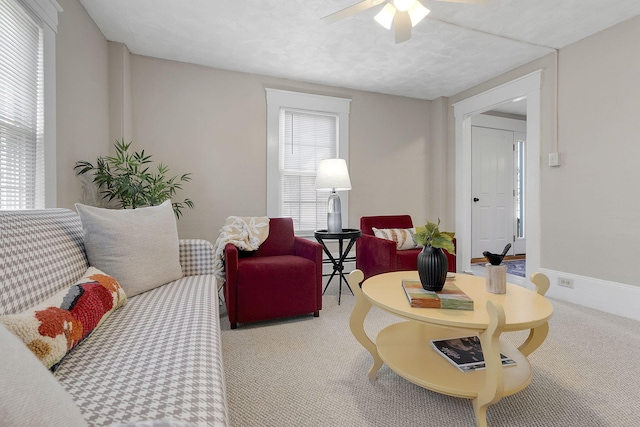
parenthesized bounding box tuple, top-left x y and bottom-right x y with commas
(408, 1, 430, 27)
(374, 3, 396, 30)
(393, 0, 415, 12)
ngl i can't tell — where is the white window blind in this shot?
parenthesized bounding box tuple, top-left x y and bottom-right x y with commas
(0, 0, 45, 210)
(280, 109, 337, 233)
(266, 88, 350, 236)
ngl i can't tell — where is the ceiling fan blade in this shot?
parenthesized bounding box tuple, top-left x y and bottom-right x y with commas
(436, 0, 491, 4)
(321, 0, 385, 24)
(394, 11, 412, 43)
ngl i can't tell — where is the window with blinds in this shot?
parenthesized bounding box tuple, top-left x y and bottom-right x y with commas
(0, 0, 45, 210)
(266, 89, 351, 236)
(280, 109, 337, 233)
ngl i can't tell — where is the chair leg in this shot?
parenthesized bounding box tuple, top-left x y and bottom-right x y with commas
(314, 310, 319, 317)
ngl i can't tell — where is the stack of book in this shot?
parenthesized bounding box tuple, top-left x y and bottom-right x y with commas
(402, 279, 473, 310)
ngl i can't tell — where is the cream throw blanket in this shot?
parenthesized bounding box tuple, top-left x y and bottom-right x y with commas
(213, 216, 270, 289)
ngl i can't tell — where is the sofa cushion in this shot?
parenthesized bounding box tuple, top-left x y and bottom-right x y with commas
(372, 227, 421, 250)
(0, 267, 127, 370)
(0, 323, 88, 427)
(75, 201, 183, 297)
(54, 276, 228, 426)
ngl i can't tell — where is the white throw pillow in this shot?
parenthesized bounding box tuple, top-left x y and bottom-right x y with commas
(372, 227, 421, 250)
(76, 200, 183, 297)
(0, 324, 88, 427)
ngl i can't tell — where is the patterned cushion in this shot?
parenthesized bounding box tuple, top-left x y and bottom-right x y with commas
(0, 209, 88, 316)
(179, 239, 215, 277)
(55, 275, 228, 426)
(372, 227, 422, 250)
(0, 323, 88, 427)
(0, 267, 127, 370)
(75, 201, 183, 297)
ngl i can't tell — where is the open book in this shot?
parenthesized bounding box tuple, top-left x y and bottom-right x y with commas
(431, 336, 516, 373)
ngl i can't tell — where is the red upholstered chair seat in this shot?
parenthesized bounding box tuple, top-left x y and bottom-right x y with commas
(356, 215, 456, 281)
(224, 217, 323, 329)
(396, 248, 422, 271)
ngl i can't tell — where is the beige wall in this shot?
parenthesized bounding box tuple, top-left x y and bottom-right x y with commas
(56, 0, 110, 209)
(129, 55, 432, 243)
(448, 15, 640, 286)
(547, 15, 640, 286)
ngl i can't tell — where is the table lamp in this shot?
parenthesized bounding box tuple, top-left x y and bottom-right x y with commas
(315, 158, 352, 233)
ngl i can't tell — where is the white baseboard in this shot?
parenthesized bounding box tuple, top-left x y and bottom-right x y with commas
(539, 268, 640, 321)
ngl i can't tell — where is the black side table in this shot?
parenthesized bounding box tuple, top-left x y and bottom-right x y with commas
(314, 229, 362, 305)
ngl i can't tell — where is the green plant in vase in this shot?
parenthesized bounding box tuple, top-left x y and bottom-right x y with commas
(74, 139, 194, 218)
(415, 219, 455, 291)
(415, 219, 455, 255)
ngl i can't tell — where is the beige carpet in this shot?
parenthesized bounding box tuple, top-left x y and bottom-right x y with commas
(220, 279, 640, 426)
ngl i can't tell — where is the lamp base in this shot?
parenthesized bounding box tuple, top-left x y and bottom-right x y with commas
(327, 192, 342, 233)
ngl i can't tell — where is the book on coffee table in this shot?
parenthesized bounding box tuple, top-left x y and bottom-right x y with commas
(402, 279, 473, 310)
(431, 335, 516, 372)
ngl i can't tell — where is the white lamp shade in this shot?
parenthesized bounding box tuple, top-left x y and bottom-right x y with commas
(374, 3, 396, 30)
(394, 0, 415, 12)
(408, 1, 430, 27)
(315, 158, 352, 191)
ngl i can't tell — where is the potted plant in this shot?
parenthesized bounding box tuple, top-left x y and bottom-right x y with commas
(74, 139, 194, 218)
(415, 219, 455, 291)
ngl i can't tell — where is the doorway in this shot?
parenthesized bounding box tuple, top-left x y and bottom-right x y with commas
(453, 70, 542, 280)
(471, 113, 527, 259)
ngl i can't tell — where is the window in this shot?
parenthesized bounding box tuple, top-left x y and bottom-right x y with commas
(266, 89, 350, 236)
(0, 0, 59, 209)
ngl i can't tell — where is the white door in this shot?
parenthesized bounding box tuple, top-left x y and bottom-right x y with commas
(471, 126, 515, 259)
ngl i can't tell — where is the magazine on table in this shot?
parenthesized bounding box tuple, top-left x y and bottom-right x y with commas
(430, 335, 516, 373)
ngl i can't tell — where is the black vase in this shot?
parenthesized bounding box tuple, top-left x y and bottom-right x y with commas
(417, 245, 448, 292)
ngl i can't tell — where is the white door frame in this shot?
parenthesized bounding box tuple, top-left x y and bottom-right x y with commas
(453, 70, 542, 281)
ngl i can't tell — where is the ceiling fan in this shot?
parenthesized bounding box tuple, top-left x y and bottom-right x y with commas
(321, 0, 489, 44)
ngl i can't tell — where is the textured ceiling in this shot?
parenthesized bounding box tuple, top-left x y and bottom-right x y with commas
(78, 0, 640, 100)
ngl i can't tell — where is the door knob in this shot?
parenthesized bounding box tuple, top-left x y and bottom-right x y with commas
(473, 197, 479, 202)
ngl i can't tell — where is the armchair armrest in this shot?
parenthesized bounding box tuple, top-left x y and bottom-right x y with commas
(294, 237, 323, 312)
(356, 234, 397, 280)
(223, 243, 239, 326)
(179, 239, 214, 276)
(294, 237, 323, 264)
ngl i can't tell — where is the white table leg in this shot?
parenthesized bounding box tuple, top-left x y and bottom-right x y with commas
(473, 300, 507, 427)
(348, 269, 384, 380)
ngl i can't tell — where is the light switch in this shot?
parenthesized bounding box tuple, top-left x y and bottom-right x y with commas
(549, 152, 560, 167)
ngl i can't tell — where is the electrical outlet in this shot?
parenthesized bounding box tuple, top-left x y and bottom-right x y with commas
(558, 277, 574, 288)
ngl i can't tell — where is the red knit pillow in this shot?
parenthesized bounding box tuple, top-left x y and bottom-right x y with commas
(0, 267, 127, 370)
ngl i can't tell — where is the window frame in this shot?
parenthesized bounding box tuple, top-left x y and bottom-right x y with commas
(265, 88, 351, 237)
(1, 0, 60, 209)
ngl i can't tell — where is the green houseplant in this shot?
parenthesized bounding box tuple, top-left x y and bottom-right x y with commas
(74, 139, 194, 218)
(415, 219, 456, 255)
(415, 219, 455, 291)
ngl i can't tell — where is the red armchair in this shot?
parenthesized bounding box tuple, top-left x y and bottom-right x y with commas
(356, 215, 456, 281)
(224, 217, 323, 329)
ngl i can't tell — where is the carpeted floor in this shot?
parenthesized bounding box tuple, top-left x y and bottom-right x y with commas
(220, 279, 640, 427)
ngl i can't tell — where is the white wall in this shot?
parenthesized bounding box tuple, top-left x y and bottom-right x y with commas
(55, 0, 110, 209)
(447, 15, 640, 319)
(545, 15, 640, 287)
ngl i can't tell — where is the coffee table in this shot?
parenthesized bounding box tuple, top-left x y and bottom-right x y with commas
(348, 270, 553, 427)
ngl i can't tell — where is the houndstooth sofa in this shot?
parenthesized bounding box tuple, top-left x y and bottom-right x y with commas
(0, 209, 229, 426)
